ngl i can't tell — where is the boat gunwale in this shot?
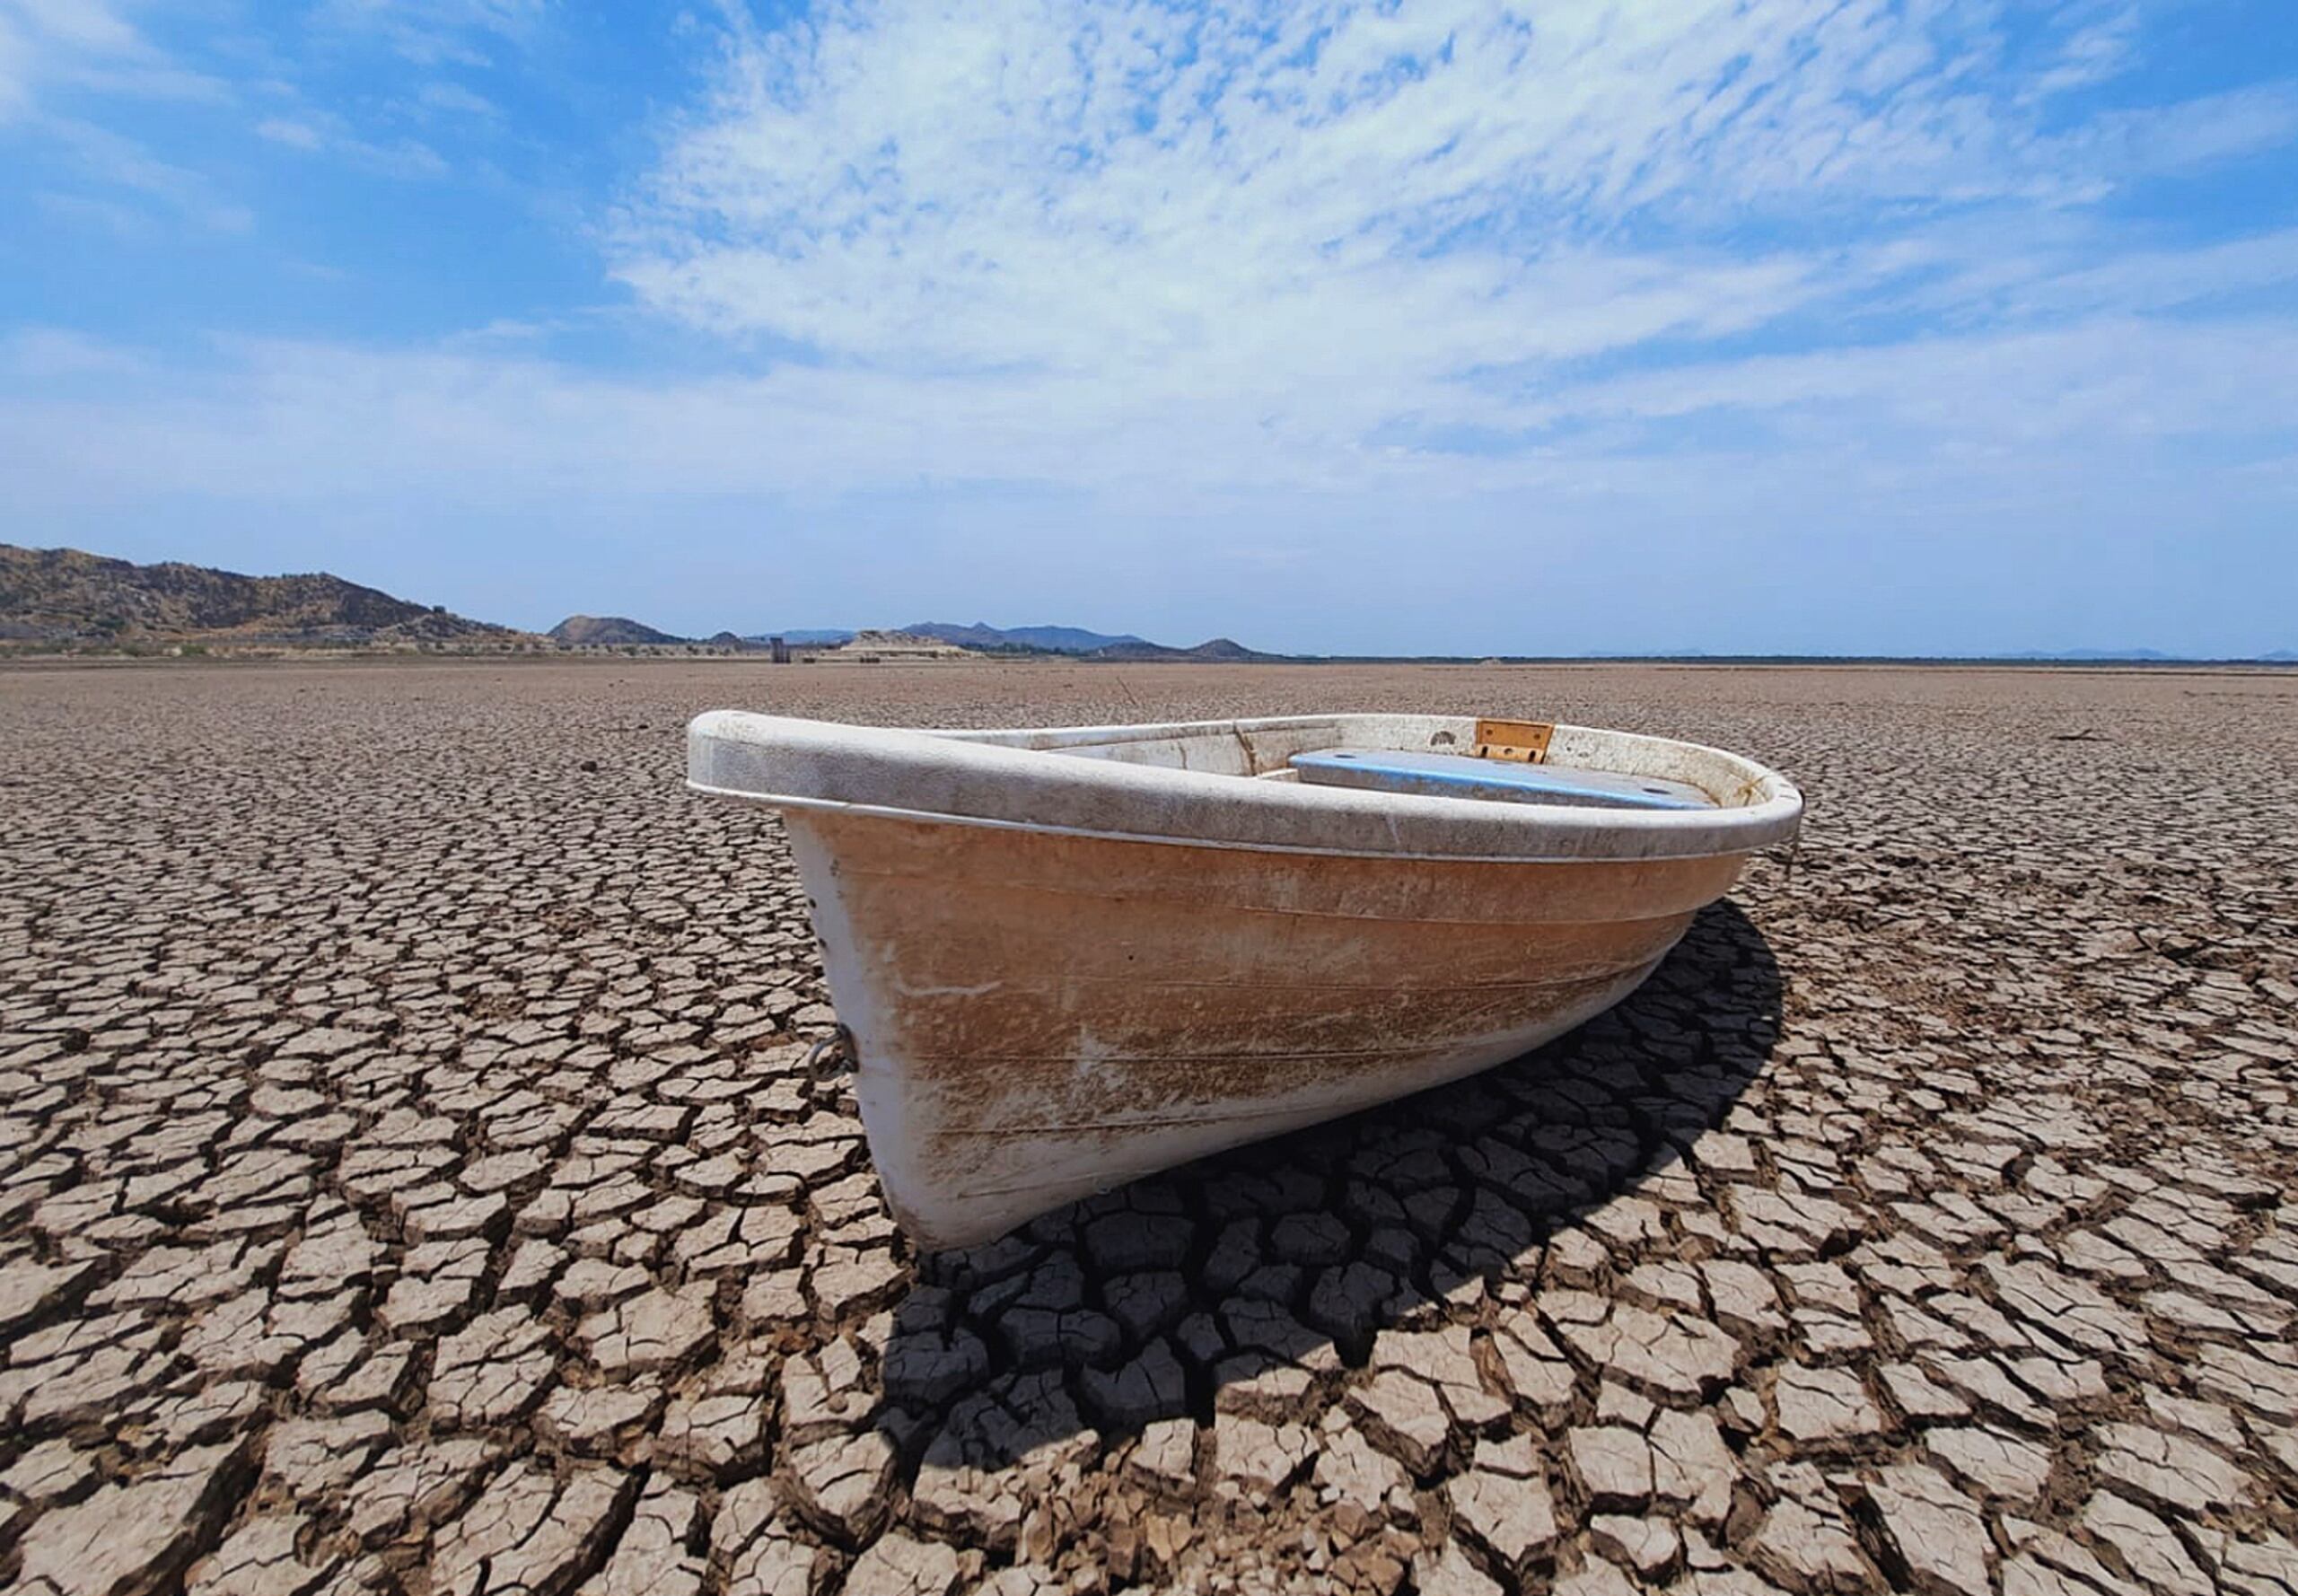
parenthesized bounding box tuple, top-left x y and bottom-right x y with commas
(688, 783, 1790, 864)
(689, 711, 1802, 864)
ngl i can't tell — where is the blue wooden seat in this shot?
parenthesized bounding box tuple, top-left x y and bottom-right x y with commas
(1289, 749, 1715, 811)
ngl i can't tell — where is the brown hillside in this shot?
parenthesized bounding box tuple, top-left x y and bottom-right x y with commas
(0, 544, 519, 645)
(548, 614, 687, 646)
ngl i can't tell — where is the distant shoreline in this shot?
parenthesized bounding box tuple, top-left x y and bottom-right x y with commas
(4, 648, 2291, 675)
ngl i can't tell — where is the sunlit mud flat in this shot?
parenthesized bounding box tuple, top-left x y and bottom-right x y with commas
(2, 658, 2294, 1596)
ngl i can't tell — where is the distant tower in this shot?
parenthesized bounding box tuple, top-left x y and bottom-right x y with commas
(770, 636, 790, 663)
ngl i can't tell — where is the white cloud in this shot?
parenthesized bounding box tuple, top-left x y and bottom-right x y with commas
(412, 80, 499, 119)
(5, 308, 2291, 653)
(7, 0, 137, 57)
(1, 325, 148, 377)
(250, 105, 448, 178)
(12, 3, 2298, 513)
(2109, 82, 2298, 175)
(254, 114, 322, 149)
(35, 111, 252, 229)
(603, 0, 2298, 500)
(0, 0, 137, 120)
(312, 0, 543, 66)
(0, 0, 249, 240)
(7, 304, 2294, 505)
(0, 14, 31, 121)
(0, 0, 230, 118)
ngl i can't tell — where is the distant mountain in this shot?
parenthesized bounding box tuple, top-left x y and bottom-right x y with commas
(731, 619, 1287, 660)
(1091, 636, 1285, 662)
(1995, 647, 2182, 662)
(0, 544, 515, 646)
(1989, 648, 2295, 663)
(549, 614, 686, 646)
(907, 621, 1150, 653)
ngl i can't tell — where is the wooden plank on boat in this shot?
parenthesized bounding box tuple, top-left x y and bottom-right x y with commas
(1472, 717, 1554, 762)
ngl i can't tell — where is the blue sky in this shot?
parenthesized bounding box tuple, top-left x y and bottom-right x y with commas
(3, 0, 2294, 655)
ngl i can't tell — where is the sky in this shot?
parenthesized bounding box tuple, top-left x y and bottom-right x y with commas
(2, 1, 2294, 657)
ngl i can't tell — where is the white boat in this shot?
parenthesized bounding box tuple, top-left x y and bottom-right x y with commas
(688, 712, 1802, 1250)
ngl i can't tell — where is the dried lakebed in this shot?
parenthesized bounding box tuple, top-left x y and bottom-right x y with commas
(1, 659, 2294, 1596)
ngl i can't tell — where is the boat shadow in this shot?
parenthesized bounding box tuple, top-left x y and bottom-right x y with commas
(871, 899, 1782, 1477)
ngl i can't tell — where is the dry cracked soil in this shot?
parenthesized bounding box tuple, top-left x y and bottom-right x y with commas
(1, 658, 2294, 1596)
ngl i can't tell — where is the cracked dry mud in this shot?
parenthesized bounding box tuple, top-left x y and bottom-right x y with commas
(2, 659, 2294, 1596)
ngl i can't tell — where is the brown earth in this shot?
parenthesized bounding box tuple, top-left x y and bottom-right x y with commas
(1, 659, 2294, 1596)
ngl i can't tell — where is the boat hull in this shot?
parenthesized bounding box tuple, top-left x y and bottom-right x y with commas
(785, 809, 1747, 1250)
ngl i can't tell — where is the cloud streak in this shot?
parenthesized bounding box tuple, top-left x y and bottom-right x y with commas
(596, 1, 2298, 494)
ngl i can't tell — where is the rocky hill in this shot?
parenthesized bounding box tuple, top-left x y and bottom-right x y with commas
(908, 620, 1149, 653)
(548, 614, 687, 647)
(0, 545, 1311, 660)
(1090, 635, 1282, 662)
(899, 620, 1287, 660)
(0, 544, 517, 647)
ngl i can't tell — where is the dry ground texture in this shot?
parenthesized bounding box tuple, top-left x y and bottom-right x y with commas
(2, 660, 2295, 1596)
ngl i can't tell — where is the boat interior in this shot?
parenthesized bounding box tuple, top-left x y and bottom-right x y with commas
(936, 714, 1759, 812)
